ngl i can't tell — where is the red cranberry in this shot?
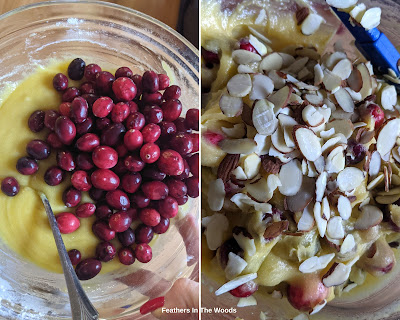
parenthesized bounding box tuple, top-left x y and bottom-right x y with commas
(161, 99, 182, 122)
(139, 208, 161, 227)
(81, 93, 99, 107)
(135, 224, 154, 244)
(68, 58, 86, 80)
(239, 41, 257, 53)
(153, 217, 170, 234)
(158, 196, 179, 218)
(47, 132, 63, 149)
(124, 129, 143, 151)
(96, 241, 116, 262)
(16, 157, 38, 175)
(131, 192, 150, 208)
(44, 110, 60, 131)
(115, 66, 133, 79)
(93, 97, 114, 118)
(141, 166, 166, 181)
(127, 101, 139, 114)
(53, 73, 68, 91)
(176, 195, 188, 205)
(121, 172, 142, 193)
(79, 81, 96, 94)
(76, 133, 100, 152)
(125, 207, 138, 220)
(101, 123, 126, 146)
(95, 203, 113, 219)
(135, 243, 152, 263)
(132, 74, 143, 95)
(185, 108, 199, 131)
(111, 102, 130, 123)
(143, 105, 163, 124)
(187, 153, 199, 177)
(55, 116, 76, 145)
(92, 220, 115, 241)
(158, 74, 170, 90)
(219, 238, 244, 268)
(70, 97, 89, 124)
(201, 47, 220, 64)
(142, 92, 162, 105)
(109, 211, 132, 232)
(57, 150, 75, 171)
(142, 71, 159, 93)
(44, 166, 64, 186)
(91, 169, 120, 191)
(63, 187, 82, 207)
(112, 77, 137, 101)
(26, 139, 50, 160)
(106, 190, 130, 210)
(68, 249, 81, 265)
(76, 153, 94, 171)
(118, 247, 135, 265)
(71, 170, 92, 191)
(116, 144, 128, 157)
(140, 143, 160, 164)
(157, 149, 184, 176)
(124, 155, 145, 172)
(76, 117, 94, 135)
(174, 117, 191, 134)
(56, 212, 80, 234)
(346, 141, 367, 165)
(89, 188, 105, 201)
(229, 281, 258, 297)
(84, 64, 102, 82)
(117, 227, 135, 246)
(163, 85, 181, 100)
(176, 158, 190, 180)
(170, 133, 193, 155)
(165, 179, 187, 198)
(1, 177, 19, 196)
(96, 117, 111, 131)
(367, 103, 385, 128)
(75, 258, 102, 280)
(59, 102, 71, 116)
(141, 181, 168, 200)
(62, 87, 80, 102)
(28, 110, 45, 133)
(92, 146, 118, 169)
(159, 121, 177, 138)
(190, 133, 199, 152)
(95, 71, 115, 94)
(125, 112, 145, 130)
(185, 177, 199, 198)
(75, 203, 96, 218)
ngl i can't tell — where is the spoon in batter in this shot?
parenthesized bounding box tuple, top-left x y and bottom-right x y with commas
(40, 193, 99, 320)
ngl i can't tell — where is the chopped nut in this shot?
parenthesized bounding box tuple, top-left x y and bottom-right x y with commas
(263, 220, 289, 241)
(261, 155, 283, 174)
(217, 154, 240, 182)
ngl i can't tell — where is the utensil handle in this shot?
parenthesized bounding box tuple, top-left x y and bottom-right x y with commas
(41, 194, 99, 320)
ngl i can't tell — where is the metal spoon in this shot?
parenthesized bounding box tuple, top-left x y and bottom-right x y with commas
(40, 193, 99, 320)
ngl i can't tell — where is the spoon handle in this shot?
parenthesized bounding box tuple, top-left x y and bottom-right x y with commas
(41, 194, 99, 320)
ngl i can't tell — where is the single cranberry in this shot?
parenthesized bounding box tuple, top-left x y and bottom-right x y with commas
(158, 74, 170, 90)
(135, 224, 154, 244)
(174, 117, 191, 134)
(159, 121, 177, 138)
(185, 108, 199, 131)
(101, 123, 126, 146)
(115, 66, 133, 79)
(124, 155, 145, 172)
(169, 133, 194, 155)
(163, 85, 181, 101)
(28, 110, 45, 133)
(165, 179, 187, 198)
(57, 150, 76, 171)
(44, 166, 64, 186)
(68, 249, 82, 265)
(109, 211, 132, 232)
(141, 166, 166, 181)
(190, 133, 199, 153)
(153, 217, 170, 234)
(84, 63, 102, 82)
(81, 93, 99, 107)
(62, 87, 80, 103)
(71, 170, 92, 191)
(125, 112, 145, 130)
(139, 208, 161, 227)
(116, 144, 128, 158)
(75, 258, 102, 280)
(95, 71, 115, 94)
(229, 281, 258, 297)
(76, 133, 100, 152)
(95, 203, 113, 219)
(132, 74, 143, 96)
(92, 146, 118, 169)
(63, 187, 82, 207)
(131, 192, 150, 208)
(53, 73, 68, 91)
(106, 190, 130, 210)
(141, 181, 168, 200)
(161, 99, 182, 122)
(176, 195, 188, 205)
(127, 101, 139, 114)
(91, 169, 120, 191)
(59, 102, 72, 116)
(187, 154, 199, 177)
(75, 203, 96, 218)
(121, 172, 142, 193)
(76, 153, 94, 171)
(157, 149, 184, 176)
(56, 212, 80, 234)
(92, 220, 115, 241)
(142, 92, 162, 105)
(201, 47, 220, 64)
(346, 141, 367, 165)
(89, 188, 105, 201)
(47, 132, 63, 149)
(112, 77, 137, 101)
(68, 58, 86, 80)
(111, 102, 130, 123)
(135, 243, 152, 263)
(143, 105, 163, 124)
(118, 247, 135, 265)
(76, 117, 94, 135)
(1, 177, 19, 196)
(114, 159, 128, 175)
(141, 124, 161, 144)
(26, 139, 50, 160)
(79, 81, 96, 94)
(367, 103, 385, 128)
(125, 207, 138, 220)
(44, 110, 60, 131)
(185, 177, 199, 198)
(124, 129, 143, 151)
(55, 116, 76, 145)
(158, 196, 179, 218)
(140, 143, 160, 164)
(16, 157, 38, 175)
(117, 227, 135, 246)
(239, 41, 257, 53)
(96, 241, 116, 262)
(96, 117, 111, 131)
(142, 71, 159, 93)
(92, 97, 114, 118)
(175, 158, 190, 180)
(70, 97, 89, 124)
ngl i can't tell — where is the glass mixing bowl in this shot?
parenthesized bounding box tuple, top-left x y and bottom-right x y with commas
(201, 0, 400, 319)
(0, 1, 199, 319)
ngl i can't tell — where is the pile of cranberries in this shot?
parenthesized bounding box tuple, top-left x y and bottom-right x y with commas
(3, 57, 199, 280)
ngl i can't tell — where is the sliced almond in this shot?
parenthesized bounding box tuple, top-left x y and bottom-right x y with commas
(334, 88, 355, 113)
(249, 34, 268, 56)
(323, 69, 342, 93)
(360, 7, 381, 30)
(314, 63, 324, 86)
(315, 171, 327, 202)
(375, 194, 400, 205)
(278, 53, 296, 68)
(264, 220, 289, 241)
(338, 195, 352, 220)
(222, 123, 247, 138)
(369, 151, 381, 177)
(321, 136, 342, 154)
(347, 68, 363, 92)
(268, 85, 293, 112)
(231, 166, 247, 180)
(293, 125, 322, 161)
(297, 203, 315, 231)
(320, 127, 336, 139)
(326, 119, 354, 139)
(271, 126, 294, 154)
(322, 196, 331, 221)
(322, 262, 351, 287)
(376, 118, 400, 158)
(314, 156, 325, 174)
(215, 273, 258, 296)
(357, 63, 372, 99)
(379, 84, 397, 111)
(278, 159, 303, 196)
(332, 59, 352, 80)
(204, 213, 229, 250)
(366, 173, 384, 190)
(268, 70, 286, 89)
(246, 177, 271, 203)
(340, 234, 356, 254)
(233, 233, 256, 257)
(217, 154, 240, 182)
(325, 145, 345, 173)
(208, 179, 226, 212)
(259, 52, 283, 73)
(337, 167, 364, 192)
(287, 176, 316, 213)
(304, 93, 324, 106)
(249, 74, 274, 100)
(225, 252, 248, 279)
(243, 153, 261, 179)
(301, 13, 324, 36)
(296, 47, 321, 61)
(238, 64, 257, 74)
(327, 216, 345, 239)
(350, 3, 367, 22)
(252, 99, 278, 135)
(219, 93, 243, 117)
(237, 296, 257, 307)
(286, 56, 309, 74)
(326, 0, 358, 9)
(227, 73, 252, 98)
(324, 51, 347, 70)
(219, 138, 257, 155)
(314, 202, 327, 237)
(248, 26, 272, 45)
(254, 134, 271, 156)
(302, 105, 324, 127)
(299, 253, 335, 273)
(310, 300, 327, 315)
(232, 49, 262, 65)
(354, 205, 383, 230)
